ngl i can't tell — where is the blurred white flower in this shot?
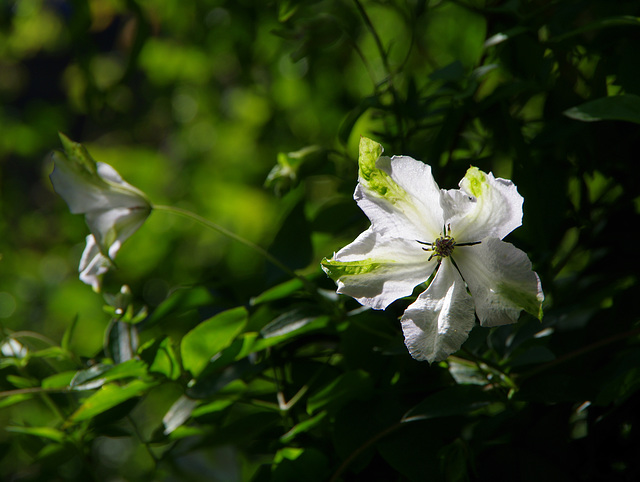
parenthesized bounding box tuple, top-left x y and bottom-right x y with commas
(1, 338, 27, 358)
(322, 137, 543, 363)
(50, 134, 152, 291)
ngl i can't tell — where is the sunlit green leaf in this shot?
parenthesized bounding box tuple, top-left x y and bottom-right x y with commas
(280, 411, 328, 444)
(250, 278, 305, 306)
(41, 371, 76, 389)
(139, 337, 181, 380)
(162, 395, 199, 435)
(6, 426, 66, 443)
(68, 379, 156, 424)
(180, 307, 248, 378)
(70, 359, 149, 390)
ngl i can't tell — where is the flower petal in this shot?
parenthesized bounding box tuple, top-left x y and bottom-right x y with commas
(401, 260, 476, 363)
(85, 206, 149, 260)
(50, 135, 150, 216)
(78, 235, 113, 292)
(355, 137, 443, 241)
(50, 135, 152, 260)
(441, 167, 523, 242)
(321, 227, 436, 310)
(454, 238, 544, 327)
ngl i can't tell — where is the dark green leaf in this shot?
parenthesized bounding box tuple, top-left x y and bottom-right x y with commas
(143, 286, 218, 329)
(563, 94, 640, 123)
(402, 385, 496, 423)
(307, 370, 373, 415)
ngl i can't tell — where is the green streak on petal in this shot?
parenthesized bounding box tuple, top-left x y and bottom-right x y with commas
(357, 137, 407, 204)
(496, 281, 544, 320)
(58, 133, 98, 175)
(321, 257, 391, 280)
(357, 136, 384, 182)
(463, 166, 486, 198)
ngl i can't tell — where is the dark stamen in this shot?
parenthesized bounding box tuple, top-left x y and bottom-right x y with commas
(455, 241, 481, 247)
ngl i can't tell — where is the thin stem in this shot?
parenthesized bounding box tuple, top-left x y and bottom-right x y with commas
(352, 0, 405, 146)
(153, 204, 316, 294)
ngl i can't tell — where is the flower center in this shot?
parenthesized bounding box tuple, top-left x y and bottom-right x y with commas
(416, 224, 481, 261)
(416, 224, 456, 261)
(433, 235, 455, 258)
(416, 224, 480, 261)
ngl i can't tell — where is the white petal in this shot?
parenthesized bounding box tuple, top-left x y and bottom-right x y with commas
(441, 167, 523, 242)
(50, 143, 152, 260)
(85, 206, 149, 259)
(50, 161, 148, 215)
(322, 227, 437, 310)
(401, 260, 476, 363)
(78, 235, 113, 292)
(453, 238, 544, 327)
(356, 137, 443, 241)
(372, 155, 443, 239)
(96, 162, 150, 203)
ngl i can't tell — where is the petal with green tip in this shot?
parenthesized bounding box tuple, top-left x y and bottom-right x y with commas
(453, 238, 544, 327)
(50, 135, 152, 291)
(441, 167, 523, 243)
(355, 138, 443, 241)
(322, 228, 436, 310)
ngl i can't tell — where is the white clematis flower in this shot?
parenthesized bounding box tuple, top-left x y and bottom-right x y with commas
(50, 134, 152, 292)
(322, 137, 544, 363)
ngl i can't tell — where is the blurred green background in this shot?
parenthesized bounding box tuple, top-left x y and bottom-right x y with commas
(1, 0, 640, 480)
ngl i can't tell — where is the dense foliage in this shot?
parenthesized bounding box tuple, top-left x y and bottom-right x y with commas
(1, 0, 639, 480)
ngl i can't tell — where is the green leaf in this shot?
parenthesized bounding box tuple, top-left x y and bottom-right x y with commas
(279, 411, 328, 444)
(547, 16, 640, 43)
(186, 362, 254, 399)
(252, 315, 330, 353)
(70, 359, 149, 390)
(143, 286, 218, 328)
(41, 371, 76, 389)
(6, 375, 35, 389)
(271, 447, 331, 482)
(338, 96, 380, 145)
(429, 60, 465, 82)
(180, 307, 248, 377)
(260, 306, 325, 339)
(438, 439, 471, 482)
(402, 385, 496, 423)
(267, 199, 312, 275)
(105, 320, 138, 364)
(250, 278, 305, 306)
(6, 426, 66, 443)
(162, 395, 199, 435)
(139, 337, 181, 380)
(61, 314, 79, 351)
(563, 94, 640, 124)
(307, 370, 373, 415)
(68, 379, 156, 424)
